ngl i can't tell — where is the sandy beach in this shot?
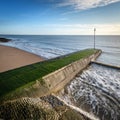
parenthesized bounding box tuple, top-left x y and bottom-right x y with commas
(0, 45, 44, 73)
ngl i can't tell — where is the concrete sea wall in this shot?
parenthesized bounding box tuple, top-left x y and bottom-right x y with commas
(7, 50, 101, 100)
(0, 50, 102, 120)
(43, 50, 101, 93)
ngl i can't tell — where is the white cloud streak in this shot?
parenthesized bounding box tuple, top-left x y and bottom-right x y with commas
(1, 23, 120, 35)
(44, 24, 120, 35)
(57, 0, 120, 10)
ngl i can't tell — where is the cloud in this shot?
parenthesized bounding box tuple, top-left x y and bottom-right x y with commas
(1, 23, 120, 35)
(57, 0, 120, 10)
(44, 23, 120, 35)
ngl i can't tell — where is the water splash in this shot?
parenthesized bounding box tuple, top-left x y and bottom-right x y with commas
(58, 63, 120, 120)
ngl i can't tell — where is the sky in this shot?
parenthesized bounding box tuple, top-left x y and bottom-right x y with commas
(0, 0, 120, 35)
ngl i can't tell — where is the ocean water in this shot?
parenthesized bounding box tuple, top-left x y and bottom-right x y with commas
(0, 35, 120, 66)
(58, 63, 120, 120)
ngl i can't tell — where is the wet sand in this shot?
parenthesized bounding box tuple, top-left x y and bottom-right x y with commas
(0, 45, 45, 73)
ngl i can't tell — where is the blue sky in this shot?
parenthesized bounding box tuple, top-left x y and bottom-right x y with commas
(0, 0, 120, 35)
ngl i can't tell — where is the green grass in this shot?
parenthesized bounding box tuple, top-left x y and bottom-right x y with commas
(0, 49, 98, 99)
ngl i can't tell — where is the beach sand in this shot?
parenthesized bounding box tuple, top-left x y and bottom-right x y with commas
(0, 45, 45, 73)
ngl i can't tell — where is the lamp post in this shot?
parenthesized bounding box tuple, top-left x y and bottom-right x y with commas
(94, 28, 96, 49)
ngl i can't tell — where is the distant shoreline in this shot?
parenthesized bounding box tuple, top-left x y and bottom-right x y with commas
(0, 45, 45, 73)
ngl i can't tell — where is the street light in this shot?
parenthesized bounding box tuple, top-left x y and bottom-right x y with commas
(94, 28, 96, 49)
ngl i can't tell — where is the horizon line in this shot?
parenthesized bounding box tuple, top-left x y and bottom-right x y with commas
(0, 34, 120, 36)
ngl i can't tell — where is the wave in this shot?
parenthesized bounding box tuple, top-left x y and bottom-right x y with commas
(0, 37, 75, 59)
(58, 64, 120, 120)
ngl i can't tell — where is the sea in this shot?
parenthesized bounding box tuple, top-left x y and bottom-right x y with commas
(0, 35, 120, 66)
(0, 35, 120, 120)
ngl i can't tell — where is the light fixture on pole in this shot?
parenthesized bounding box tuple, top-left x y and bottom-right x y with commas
(94, 28, 96, 49)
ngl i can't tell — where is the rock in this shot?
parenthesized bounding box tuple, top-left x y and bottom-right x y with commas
(0, 95, 88, 120)
(0, 38, 11, 42)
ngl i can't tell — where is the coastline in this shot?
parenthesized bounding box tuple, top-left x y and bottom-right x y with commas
(0, 45, 45, 73)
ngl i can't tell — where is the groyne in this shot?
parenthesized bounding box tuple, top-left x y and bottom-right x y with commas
(91, 61, 120, 69)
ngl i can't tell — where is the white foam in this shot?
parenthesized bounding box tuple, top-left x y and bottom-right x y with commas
(58, 64, 120, 120)
(0, 37, 74, 59)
